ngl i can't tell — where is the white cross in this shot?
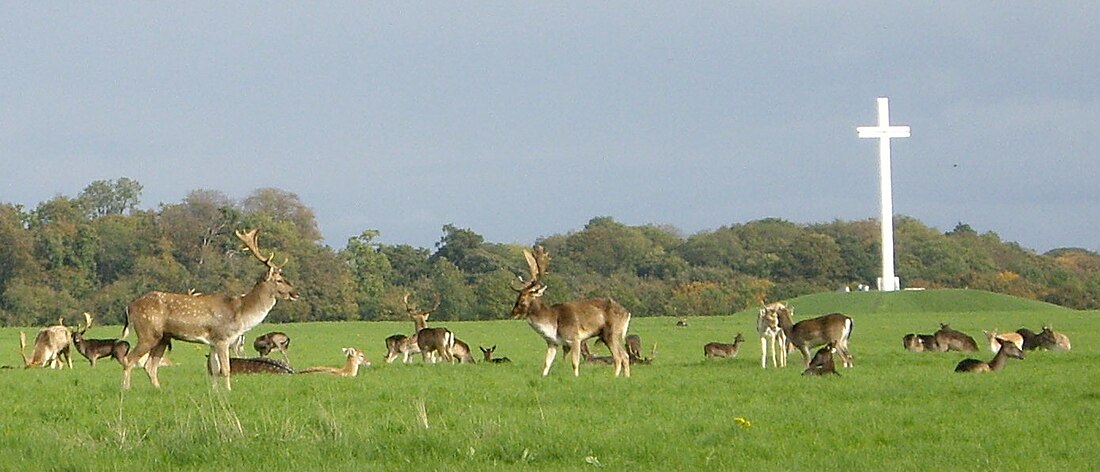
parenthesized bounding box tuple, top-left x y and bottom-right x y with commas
(857, 97, 910, 292)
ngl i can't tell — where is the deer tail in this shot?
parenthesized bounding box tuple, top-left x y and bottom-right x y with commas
(121, 306, 131, 339)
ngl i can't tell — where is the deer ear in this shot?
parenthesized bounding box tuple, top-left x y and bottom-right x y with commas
(533, 285, 547, 297)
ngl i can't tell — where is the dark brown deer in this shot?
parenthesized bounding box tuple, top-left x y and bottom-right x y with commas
(121, 229, 299, 390)
(955, 337, 1025, 373)
(675, 316, 689, 327)
(208, 356, 295, 375)
(72, 312, 130, 367)
(417, 327, 455, 364)
(299, 348, 370, 377)
(479, 345, 511, 363)
(1015, 328, 1042, 350)
(253, 331, 291, 363)
(902, 333, 939, 352)
(511, 246, 632, 377)
(20, 318, 72, 369)
(802, 341, 839, 376)
(704, 333, 745, 359)
(933, 323, 979, 352)
(771, 306, 854, 368)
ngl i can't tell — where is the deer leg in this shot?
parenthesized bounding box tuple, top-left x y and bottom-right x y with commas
(144, 339, 171, 389)
(568, 340, 582, 376)
(122, 337, 158, 389)
(838, 343, 854, 368)
(609, 337, 629, 378)
(279, 347, 291, 366)
(214, 342, 232, 390)
(542, 343, 558, 376)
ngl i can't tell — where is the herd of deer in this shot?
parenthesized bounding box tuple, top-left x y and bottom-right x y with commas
(11, 230, 1075, 389)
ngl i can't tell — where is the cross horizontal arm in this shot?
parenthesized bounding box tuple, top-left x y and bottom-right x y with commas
(857, 125, 910, 138)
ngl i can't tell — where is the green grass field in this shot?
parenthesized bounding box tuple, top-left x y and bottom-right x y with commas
(3, 289, 1098, 470)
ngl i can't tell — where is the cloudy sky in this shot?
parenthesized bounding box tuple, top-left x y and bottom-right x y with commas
(2, 3, 1097, 253)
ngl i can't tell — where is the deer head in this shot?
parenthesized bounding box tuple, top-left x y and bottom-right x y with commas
(235, 229, 298, 301)
(511, 245, 551, 319)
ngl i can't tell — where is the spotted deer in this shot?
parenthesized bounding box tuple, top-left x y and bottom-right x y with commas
(511, 246, 631, 377)
(121, 229, 299, 390)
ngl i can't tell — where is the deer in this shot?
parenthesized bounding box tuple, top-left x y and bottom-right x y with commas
(1038, 326, 1071, 351)
(299, 348, 370, 377)
(902, 333, 939, 352)
(955, 337, 1025, 373)
(417, 327, 455, 364)
(450, 337, 476, 364)
(384, 293, 441, 364)
(19, 317, 72, 369)
(208, 356, 295, 375)
(479, 345, 511, 363)
(758, 302, 789, 368)
(253, 331, 291, 363)
(511, 245, 632, 377)
(121, 228, 299, 390)
(933, 323, 979, 352)
(704, 333, 745, 359)
(772, 306, 854, 368)
(802, 341, 839, 376)
(72, 312, 130, 367)
(1015, 328, 1042, 350)
(982, 330, 1024, 353)
(675, 316, 689, 327)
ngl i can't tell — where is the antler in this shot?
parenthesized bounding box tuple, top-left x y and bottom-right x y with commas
(515, 245, 551, 291)
(82, 312, 94, 332)
(403, 292, 441, 315)
(235, 229, 284, 270)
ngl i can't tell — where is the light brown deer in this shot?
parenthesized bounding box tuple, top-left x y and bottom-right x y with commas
(757, 302, 789, 368)
(774, 308, 854, 368)
(299, 348, 370, 377)
(253, 331, 291, 363)
(802, 341, 840, 376)
(121, 229, 299, 390)
(933, 323, 979, 352)
(450, 338, 476, 364)
(982, 330, 1024, 353)
(1038, 325, 1071, 351)
(72, 312, 130, 367)
(20, 318, 72, 369)
(511, 245, 632, 377)
(704, 333, 745, 359)
(955, 337, 1025, 373)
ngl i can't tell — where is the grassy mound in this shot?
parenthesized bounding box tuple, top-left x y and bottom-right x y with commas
(738, 289, 1070, 317)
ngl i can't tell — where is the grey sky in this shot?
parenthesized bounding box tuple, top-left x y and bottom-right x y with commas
(2, 3, 1097, 252)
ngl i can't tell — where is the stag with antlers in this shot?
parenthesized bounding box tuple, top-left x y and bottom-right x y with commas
(72, 312, 130, 367)
(121, 229, 299, 390)
(511, 245, 632, 377)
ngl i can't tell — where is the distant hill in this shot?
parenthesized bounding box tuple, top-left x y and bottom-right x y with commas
(736, 289, 1071, 317)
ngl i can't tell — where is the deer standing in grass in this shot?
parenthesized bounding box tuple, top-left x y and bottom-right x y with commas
(511, 246, 631, 377)
(121, 229, 299, 390)
(770, 305, 854, 368)
(20, 317, 72, 369)
(757, 302, 788, 368)
(72, 312, 130, 367)
(383, 294, 440, 364)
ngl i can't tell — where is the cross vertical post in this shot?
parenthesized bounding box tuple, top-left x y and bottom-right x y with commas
(857, 97, 910, 292)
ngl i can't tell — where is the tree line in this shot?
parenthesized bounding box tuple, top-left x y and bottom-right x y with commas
(2, 178, 1097, 327)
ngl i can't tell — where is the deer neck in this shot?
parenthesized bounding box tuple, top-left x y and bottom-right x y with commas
(238, 280, 280, 327)
(988, 346, 1010, 371)
(344, 355, 361, 376)
(776, 311, 796, 339)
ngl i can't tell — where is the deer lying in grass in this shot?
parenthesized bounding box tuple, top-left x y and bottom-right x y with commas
(299, 348, 370, 377)
(704, 333, 745, 359)
(1038, 326, 1071, 351)
(955, 337, 1025, 373)
(121, 229, 299, 390)
(933, 323, 979, 352)
(207, 356, 295, 375)
(983, 330, 1024, 353)
(253, 331, 291, 363)
(512, 245, 631, 377)
(480, 345, 511, 363)
(675, 317, 689, 327)
(72, 312, 130, 367)
(902, 333, 940, 352)
(770, 305, 854, 368)
(1015, 328, 1042, 350)
(20, 319, 72, 369)
(802, 341, 839, 376)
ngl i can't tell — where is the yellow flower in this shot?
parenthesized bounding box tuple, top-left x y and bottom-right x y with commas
(734, 417, 752, 429)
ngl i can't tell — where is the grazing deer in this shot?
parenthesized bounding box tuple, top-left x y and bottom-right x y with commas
(625, 334, 643, 362)
(1038, 326, 1071, 351)
(121, 229, 299, 390)
(933, 323, 979, 352)
(955, 337, 1025, 373)
(758, 302, 789, 368)
(802, 341, 839, 376)
(299, 348, 370, 377)
(479, 345, 511, 363)
(450, 338, 476, 364)
(72, 312, 130, 367)
(253, 331, 291, 363)
(704, 333, 745, 359)
(208, 356, 295, 375)
(982, 330, 1024, 353)
(774, 308, 854, 368)
(579, 341, 615, 365)
(20, 319, 72, 369)
(511, 246, 632, 377)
